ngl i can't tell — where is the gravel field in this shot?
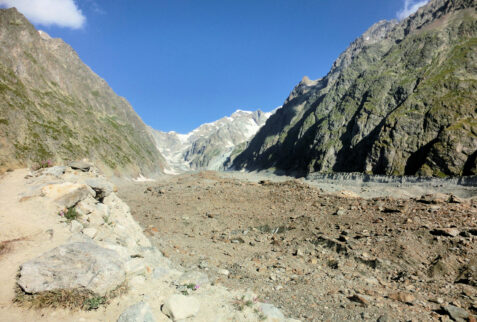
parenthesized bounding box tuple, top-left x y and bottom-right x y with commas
(117, 171, 477, 321)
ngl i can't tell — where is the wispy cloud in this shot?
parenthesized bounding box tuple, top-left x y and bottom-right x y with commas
(84, 0, 105, 15)
(397, 0, 429, 20)
(0, 0, 86, 29)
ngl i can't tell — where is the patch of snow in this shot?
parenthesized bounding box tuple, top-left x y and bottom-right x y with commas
(234, 109, 253, 114)
(38, 30, 51, 40)
(163, 168, 181, 175)
(133, 174, 155, 182)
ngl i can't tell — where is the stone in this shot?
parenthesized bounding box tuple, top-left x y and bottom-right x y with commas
(75, 196, 98, 216)
(348, 294, 369, 307)
(70, 220, 83, 233)
(258, 303, 285, 322)
(430, 228, 460, 237)
(218, 268, 230, 276)
(449, 195, 466, 204)
(102, 243, 130, 261)
(418, 194, 450, 204)
(456, 256, 476, 286)
(125, 258, 146, 276)
(334, 208, 346, 216)
(293, 248, 304, 257)
(69, 161, 92, 172)
(84, 178, 115, 199)
(41, 182, 94, 208)
(117, 302, 156, 322)
(442, 305, 470, 322)
(377, 314, 389, 322)
(129, 275, 146, 287)
(161, 294, 200, 321)
(42, 166, 67, 177)
(82, 227, 98, 239)
(18, 242, 126, 296)
(388, 292, 415, 304)
(153, 267, 171, 280)
(177, 270, 209, 287)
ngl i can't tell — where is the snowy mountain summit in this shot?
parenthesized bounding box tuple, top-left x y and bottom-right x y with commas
(149, 109, 274, 173)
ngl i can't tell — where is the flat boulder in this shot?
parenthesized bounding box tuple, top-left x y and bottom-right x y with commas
(41, 182, 94, 208)
(430, 228, 460, 237)
(18, 242, 126, 296)
(69, 161, 92, 172)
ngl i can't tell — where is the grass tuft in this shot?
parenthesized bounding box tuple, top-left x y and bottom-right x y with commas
(14, 281, 128, 311)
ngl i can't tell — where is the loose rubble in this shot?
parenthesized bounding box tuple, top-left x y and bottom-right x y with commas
(119, 171, 477, 321)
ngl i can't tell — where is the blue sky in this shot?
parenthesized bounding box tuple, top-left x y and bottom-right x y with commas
(1, 0, 428, 133)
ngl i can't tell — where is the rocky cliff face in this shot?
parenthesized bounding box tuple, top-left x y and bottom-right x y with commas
(149, 110, 272, 172)
(232, 0, 477, 177)
(0, 8, 165, 176)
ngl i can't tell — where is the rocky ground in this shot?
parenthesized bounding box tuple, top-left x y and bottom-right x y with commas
(0, 166, 296, 322)
(118, 171, 477, 321)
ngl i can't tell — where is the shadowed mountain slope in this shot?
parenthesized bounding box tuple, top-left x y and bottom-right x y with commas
(232, 0, 477, 177)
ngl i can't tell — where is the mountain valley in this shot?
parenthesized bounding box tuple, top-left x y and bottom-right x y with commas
(0, 0, 476, 321)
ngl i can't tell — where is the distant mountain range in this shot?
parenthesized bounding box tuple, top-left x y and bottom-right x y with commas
(0, 8, 165, 176)
(231, 0, 477, 177)
(149, 109, 273, 173)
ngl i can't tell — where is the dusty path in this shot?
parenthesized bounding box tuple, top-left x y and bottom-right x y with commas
(118, 171, 477, 321)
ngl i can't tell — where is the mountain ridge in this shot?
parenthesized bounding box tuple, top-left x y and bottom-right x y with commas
(232, 0, 477, 177)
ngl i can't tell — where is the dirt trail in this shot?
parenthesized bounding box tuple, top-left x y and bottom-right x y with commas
(118, 171, 477, 321)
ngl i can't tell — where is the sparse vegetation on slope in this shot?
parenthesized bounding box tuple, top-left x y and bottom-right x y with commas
(232, 0, 477, 177)
(0, 8, 165, 176)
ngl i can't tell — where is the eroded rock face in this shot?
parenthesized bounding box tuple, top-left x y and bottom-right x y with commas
(232, 0, 477, 177)
(18, 242, 126, 296)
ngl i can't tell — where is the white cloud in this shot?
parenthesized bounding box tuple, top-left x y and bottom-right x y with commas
(397, 0, 429, 20)
(0, 0, 85, 29)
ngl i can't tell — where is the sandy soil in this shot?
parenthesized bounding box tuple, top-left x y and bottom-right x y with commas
(118, 171, 477, 321)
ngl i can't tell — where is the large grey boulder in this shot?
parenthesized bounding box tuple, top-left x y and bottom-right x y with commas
(117, 302, 156, 322)
(18, 242, 126, 296)
(442, 305, 471, 322)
